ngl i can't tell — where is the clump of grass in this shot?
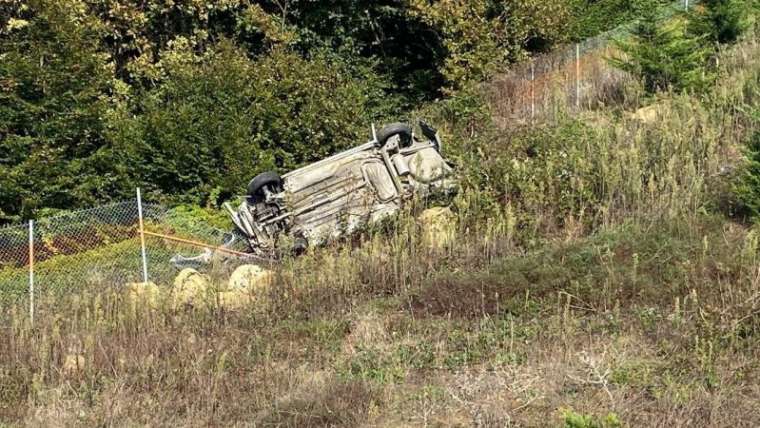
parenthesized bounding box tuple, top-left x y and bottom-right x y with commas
(408, 215, 752, 318)
(255, 378, 376, 427)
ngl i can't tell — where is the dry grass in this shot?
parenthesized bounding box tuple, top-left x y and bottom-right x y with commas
(2, 34, 760, 428)
(487, 44, 633, 127)
(2, 211, 758, 426)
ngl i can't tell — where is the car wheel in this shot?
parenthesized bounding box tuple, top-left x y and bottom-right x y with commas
(247, 171, 283, 201)
(376, 122, 413, 147)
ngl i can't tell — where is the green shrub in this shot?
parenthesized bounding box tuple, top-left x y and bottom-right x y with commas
(161, 205, 233, 243)
(563, 409, 621, 428)
(0, 1, 118, 222)
(110, 41, 388, 206)
(408, 0, 572, 91)
(688, 0, 750, 44)
(734, 129, 760, 218)
(567, 0, 673, 41)
(610, 8, 714, 94)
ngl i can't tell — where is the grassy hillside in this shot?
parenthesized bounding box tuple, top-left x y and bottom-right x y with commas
(1, 28, 758, 426)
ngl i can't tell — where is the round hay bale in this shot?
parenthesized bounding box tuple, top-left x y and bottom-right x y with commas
(418, 207, 456, 248)
(221, 264, 274, 310)
(228, 264, 273, 291)
(172, 268, 211, 309)
(125, 281, 161, 311)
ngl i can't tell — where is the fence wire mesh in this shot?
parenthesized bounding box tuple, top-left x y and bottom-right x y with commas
(0, 198, 257, 318)
(487, 40, 630, 125)
(0, 201, 160, 304)
(486, 0, 694, 125)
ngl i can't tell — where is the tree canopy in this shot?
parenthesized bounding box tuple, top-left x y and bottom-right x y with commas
(0, 0, 683, 222)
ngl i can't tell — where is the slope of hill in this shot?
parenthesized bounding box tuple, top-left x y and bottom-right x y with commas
(1, 26, 759, 426)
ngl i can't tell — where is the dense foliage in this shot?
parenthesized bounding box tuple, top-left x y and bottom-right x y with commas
(0, 2, 116, 220)
(688, 0, 750, 44)
(610, 0, 752, 95)
(0, 0, 743, 222)
(567, 0, 674, 40)
(736, 114, 760, 218)
(610, 7, 715, 94)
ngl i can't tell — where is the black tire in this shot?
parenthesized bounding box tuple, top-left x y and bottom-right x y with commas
(247, 171, 283, 198)
(375, 122, 413, 146)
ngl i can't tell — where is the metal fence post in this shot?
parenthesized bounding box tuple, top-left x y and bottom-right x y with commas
(137, 188, 149, 283)
(530, 61, 535, 122)
(576, 43, 581, 109)
(28, 220, 34, 326)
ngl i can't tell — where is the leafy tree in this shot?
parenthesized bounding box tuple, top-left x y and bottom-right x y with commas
(0, 0, 119, 222)
(85, 1, 445, 106)
(609, 8, 714, 94)
(109, 41, 387, 206)
(408, 0, 571, 92)
(85, 0, 287, 82)
(267, 1, 446, 105)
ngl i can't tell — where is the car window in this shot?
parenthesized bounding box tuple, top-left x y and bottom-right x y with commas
(362, 161, 397, 202)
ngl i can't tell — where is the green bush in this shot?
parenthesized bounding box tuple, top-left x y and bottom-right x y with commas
(409, 0, 572, 91)
(109, 41, 388, 206)
(567, 0, 673, 41)
(734, 129, 760, 218)
(688, 0, 750, 44)
(161, 205, 233, 242)
(610, 8, 715, 94)
(563, 410, 621, 428)
(0, 1, 118, 222)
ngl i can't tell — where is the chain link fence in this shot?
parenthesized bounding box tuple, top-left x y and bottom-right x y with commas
(487, 0, 695, 125)
(487, 38, 629, 125)
(0, 192, 256, 321)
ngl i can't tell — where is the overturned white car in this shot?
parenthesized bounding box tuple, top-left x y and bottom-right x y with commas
(175, 121, 455, 265)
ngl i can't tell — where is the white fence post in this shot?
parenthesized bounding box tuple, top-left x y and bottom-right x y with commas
(137, 188, 149, 283)
(576, 43, 581, 109)
(28, 220, 34, 326)
(530, 61, 535, 122)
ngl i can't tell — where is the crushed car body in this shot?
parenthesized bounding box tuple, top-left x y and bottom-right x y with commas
(173, 121, 455, 266)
